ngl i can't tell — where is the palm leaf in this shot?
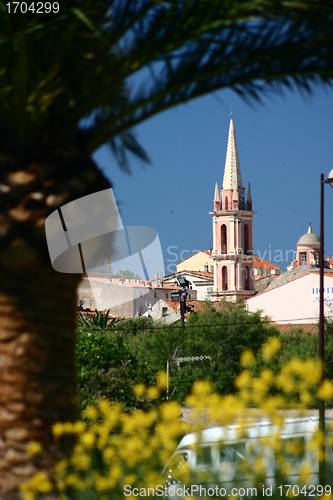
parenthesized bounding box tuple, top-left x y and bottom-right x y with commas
(0, 0, 332, 167)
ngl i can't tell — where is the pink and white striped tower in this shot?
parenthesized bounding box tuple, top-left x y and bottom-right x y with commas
(210, 116, 256, 302)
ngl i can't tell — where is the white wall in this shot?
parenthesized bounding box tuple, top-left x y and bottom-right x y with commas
(246, 273, 333, 324)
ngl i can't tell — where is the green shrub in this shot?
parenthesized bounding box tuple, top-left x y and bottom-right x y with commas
(75, 328, 152, 410)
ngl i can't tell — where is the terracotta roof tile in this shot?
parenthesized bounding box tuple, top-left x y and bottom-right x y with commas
(254, 257, 281, 270)
(83, 276, 181, 290)
(269, 322, 318, 334)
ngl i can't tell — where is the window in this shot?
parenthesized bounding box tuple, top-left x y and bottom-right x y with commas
(275, 437, 305, 465)
(222, 266, 228, 290)
(219, 443, 246, 464)
(162, 307, 167, 317)
(204, 264, 209, 272)
(300, 252, 307, 266)
(225, 196, 228, 210)
(244, 224, 249, 254)
(166, 293, 168, 299)
(221, 225, 227, 254)
(154, 292, 157, 298)
(196, 446, 212, 467)
(244, 266, 250, 290)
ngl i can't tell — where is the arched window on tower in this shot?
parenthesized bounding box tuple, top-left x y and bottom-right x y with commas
(244, 224, 249, 255)
(244, 266, 250, 290)
(221, 225, 227, 254)
(225, 196, 228, 210)
(222, 266, 228, 290)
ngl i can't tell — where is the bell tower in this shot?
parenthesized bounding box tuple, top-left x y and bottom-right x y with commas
(210, 115, 256, 301)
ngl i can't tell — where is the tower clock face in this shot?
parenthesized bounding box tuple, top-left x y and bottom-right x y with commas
(239, 194, 245, 202)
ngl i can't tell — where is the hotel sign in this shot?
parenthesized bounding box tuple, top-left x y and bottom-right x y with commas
(312, 287, 333, 303)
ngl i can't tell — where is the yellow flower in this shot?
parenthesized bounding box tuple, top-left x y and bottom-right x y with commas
(52, 422, 65, 437)
(160, 402, 181, 421)
(84, 406, 99, 421)
(318, 380, 333, 400)
(124, 474, 137, 486)
(300, 390, 312, 405)
(80, 431, 95, 448)
(260, 368, 274, 385)
(240, 349, 255, 367)
(98, 398, 111, 415)
(71, 452, 91, 470)
(254, 457, 265, 477)
(29, 472, 53, 494)
(133, 383, 145, 398)
(261, 337, 281, 362)
(54, 458, 68, 479)
(72, 421, 86, 434)
(235, 370, 252, 389)
(95, 475, 112, 491)
(146, 386, 160, 400)
(191, 380, 212, 396)
(299, 462, 312, 484)
(156, 371, 168, 389)
(27, 441, 42, 456)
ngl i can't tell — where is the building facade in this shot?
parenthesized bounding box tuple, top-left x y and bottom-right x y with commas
(176, 250, 213, 273)
(210, 116, 256, 301)
(162, 270, 213, 301)
(77, 275, 195, 318)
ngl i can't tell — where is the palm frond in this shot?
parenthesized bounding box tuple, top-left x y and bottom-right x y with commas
(0, 0, 332, 168)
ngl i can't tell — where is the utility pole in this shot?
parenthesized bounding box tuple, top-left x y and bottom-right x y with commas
(171, 276, 191, 329)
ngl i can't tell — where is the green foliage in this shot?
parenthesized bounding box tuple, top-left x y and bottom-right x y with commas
(267, 320, 333, 380)
(114, 316, 156, 337)
(75, 309, 333, 409)
(111, 270, 141, 279)
(78, 310, 119, 331)
(126, 301, 278, 402)
(75, 328, 151, 411)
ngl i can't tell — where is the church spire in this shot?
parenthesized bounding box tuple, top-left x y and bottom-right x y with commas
(222, 117, 243, 190)
(213, 182, 220, 210)
(247, 182, 252, 210)
(214, 182, 220, 203)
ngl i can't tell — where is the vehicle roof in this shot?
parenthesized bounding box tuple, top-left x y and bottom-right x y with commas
(177, 416, 333, 450)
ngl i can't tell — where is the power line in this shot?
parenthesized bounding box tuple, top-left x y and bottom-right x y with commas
(78, 317, 329, 333)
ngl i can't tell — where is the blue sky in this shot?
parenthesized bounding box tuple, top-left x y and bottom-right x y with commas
(93, 85, 333, 276)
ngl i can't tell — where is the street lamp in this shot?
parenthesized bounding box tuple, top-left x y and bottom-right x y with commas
(319, 169, 333, 485)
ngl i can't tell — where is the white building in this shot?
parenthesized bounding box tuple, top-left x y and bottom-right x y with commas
(162, 270, 213, 301)
(246, 225, 333, 325)
(78, 275, 197, 318)
(245, 270, 333, 325)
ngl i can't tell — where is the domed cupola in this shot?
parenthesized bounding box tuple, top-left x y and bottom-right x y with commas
(295, 224, 320, 267)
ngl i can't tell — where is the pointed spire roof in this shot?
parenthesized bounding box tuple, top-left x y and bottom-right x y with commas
(247, 182, 252, 202)
(214, 182, 220, 202)
(222, 117, 243, 190)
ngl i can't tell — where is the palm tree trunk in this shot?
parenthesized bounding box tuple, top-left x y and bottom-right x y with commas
(0, 152, 111, 498)
(0, 248, 81, 497)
